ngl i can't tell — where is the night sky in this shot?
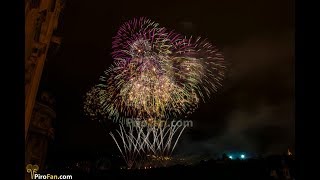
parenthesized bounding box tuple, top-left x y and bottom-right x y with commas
(45, 0, 294, 161)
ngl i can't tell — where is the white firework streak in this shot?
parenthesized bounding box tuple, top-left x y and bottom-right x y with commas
(110, 120, 187, 168)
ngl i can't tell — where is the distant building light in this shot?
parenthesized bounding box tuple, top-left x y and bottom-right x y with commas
(229, 156, 233, 159)
(240, 154, 245, 159)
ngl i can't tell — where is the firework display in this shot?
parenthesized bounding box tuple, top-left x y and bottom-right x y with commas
(84, 17, 225, 168)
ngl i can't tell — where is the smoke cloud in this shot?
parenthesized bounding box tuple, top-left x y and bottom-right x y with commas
(175, 30, 294, 158)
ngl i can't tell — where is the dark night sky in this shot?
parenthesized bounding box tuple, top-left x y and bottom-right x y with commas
(45, 0, 294, 160)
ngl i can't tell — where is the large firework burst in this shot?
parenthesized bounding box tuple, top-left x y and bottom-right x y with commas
(85, 17, 225, 122)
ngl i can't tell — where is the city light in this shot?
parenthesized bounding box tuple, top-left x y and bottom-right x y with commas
(240, 154, 245, 159)
(229, 156, 233, 159)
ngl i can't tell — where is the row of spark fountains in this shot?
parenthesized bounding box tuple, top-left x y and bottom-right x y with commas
(84, 17, 226, 169)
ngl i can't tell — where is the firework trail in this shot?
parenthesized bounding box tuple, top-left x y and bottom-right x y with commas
(109, 120, 186, 168)
(84, 17, 226, 168)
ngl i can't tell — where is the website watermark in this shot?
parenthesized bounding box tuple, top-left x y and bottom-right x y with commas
(113, 118, 194, 128)
(26, 164, 72, 179)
